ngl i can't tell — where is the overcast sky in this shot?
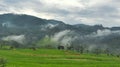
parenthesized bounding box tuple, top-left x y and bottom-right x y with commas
(0, 0, 120, 27)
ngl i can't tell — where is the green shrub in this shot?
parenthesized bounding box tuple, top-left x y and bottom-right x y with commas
(0, 58, 7, 67)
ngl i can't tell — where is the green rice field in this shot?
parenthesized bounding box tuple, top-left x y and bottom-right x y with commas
(0, 49, 120, 67)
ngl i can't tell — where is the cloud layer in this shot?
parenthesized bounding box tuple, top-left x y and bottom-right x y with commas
(0, 0, 120, 27)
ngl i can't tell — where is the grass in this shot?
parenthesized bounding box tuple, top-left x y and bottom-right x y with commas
(0, 49, 120, 67)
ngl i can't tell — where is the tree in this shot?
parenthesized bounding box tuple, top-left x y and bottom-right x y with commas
(104, 48, 110, 56)
(79, 45, 84, 54)
(94, 48, 101, 55)
(58, 46, 64, 50)
(0, 41, 7, 49)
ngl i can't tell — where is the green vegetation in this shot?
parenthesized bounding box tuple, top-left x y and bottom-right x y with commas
(0, 49, 120, 67)
(36, 36, 57, 48)
(0, 58, 7, 67)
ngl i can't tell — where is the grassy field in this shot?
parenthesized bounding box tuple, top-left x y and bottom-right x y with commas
(0, 49, 120, 67)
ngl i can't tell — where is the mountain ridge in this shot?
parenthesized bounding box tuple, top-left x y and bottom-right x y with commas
(0, 13, 120, 54)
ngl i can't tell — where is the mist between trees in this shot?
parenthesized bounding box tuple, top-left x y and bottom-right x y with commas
(0, 29, 120, 56)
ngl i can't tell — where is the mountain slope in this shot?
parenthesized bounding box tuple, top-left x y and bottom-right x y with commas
(0, 13, 120, 54)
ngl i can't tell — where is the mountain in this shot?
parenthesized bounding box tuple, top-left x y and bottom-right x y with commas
(0, 13, 120, 54)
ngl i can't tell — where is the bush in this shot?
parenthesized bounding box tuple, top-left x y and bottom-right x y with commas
(0, 58, 7, 67)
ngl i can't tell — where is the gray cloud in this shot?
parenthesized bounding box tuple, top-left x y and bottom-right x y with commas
(0, 0, 120, 27)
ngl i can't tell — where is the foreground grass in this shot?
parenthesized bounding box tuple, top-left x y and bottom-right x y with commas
(0, 49, 120, 67)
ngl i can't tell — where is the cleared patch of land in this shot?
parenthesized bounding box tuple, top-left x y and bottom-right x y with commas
(0, 49, 120, 67)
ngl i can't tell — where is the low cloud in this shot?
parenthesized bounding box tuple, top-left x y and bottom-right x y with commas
(2, 35, 26, 44)
(52, 30, 70, 41)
